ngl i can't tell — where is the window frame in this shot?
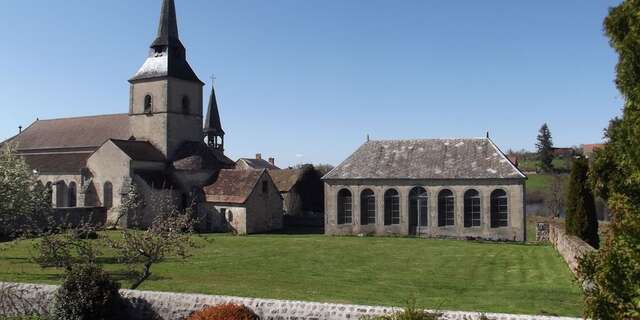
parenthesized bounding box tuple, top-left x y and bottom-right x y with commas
(337, 189, 353, 225)
(384, 189, 401, 226)
(464, 189, 481, 228)
(409, 187, 428, 227)
(144, 95, 153, 114)
(360, 189, 376, 225)
(491, 189, 509, 228)
(438, 189, 455, 227)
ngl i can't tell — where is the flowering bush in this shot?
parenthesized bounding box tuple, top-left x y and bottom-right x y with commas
(187, 303, 259, 320)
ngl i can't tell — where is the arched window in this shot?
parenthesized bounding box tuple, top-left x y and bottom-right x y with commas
(384, 189, 400, 225)
(360, 189, 376, 225)
(144, 95, 153, 113)
(68, 182, 77, 208)
(55, 181, 66, 208)
(182, 96, 190, 114)
(464, 189, 481, 228)
(337, 189, 352, 225)
(409, 187, 428, 227)
(103, 182, 113, 209)
(438, 189, 455, 227)
(491, 189, 509, 228)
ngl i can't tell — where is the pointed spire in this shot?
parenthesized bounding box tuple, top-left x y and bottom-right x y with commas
(205, 84, 225, 136)
(151, 0, 182, 49)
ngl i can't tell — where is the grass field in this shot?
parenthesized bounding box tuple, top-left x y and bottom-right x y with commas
(0, 234, 583, 316)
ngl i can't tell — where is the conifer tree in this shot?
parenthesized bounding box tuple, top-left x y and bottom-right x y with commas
(579, 1, 640, 318)
(536, 123, 554, 172)
(565, 157, 599, 248)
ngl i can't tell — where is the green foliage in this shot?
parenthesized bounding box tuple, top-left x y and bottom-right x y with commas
(51, 263, 121, 320)
(565, 158, 599, 248)
(0, 144, 51, 240)
(535, 123, 554, 173)
(361, 299, 442, 320)
(579, 0, 640, 318)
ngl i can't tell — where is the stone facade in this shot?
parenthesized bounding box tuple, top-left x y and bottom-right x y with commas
(324, 178, 526, 241)
(0, 282, 581, 320)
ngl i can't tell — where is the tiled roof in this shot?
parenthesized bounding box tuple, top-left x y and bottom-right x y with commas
(268, 169, 304, 193)
(323, 138, 526, 180)
(110, 140, 165, 162)
(203, 170, 263, 204)
(11, 114, 130, 151)
(20, 153, 91, 174)
(237, 158, 280, 170)
(172, 141, 234, 170)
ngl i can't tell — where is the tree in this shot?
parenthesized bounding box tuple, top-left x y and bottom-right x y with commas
(544, 174, 566, 218)
(535, 123, 554, 173)
(108, 192, 196, 290)
(0, 143, 51, 240)
(578, 1, 640, 318)
(565, 157, 599, 248)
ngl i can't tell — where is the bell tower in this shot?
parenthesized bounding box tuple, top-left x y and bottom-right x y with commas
(204, 84, 225, 152)
(128, 0, 204, 159)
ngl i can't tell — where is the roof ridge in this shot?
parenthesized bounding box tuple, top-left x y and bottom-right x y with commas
(36, 113, 128, 122)
(370, 137, 489, 142)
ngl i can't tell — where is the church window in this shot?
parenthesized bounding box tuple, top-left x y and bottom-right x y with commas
(491, 189, 509, 228)
(360, 189, 376, 225)
(384, 189, 400, 225)
(68, 182, 77, 208)
(337, 189, 352, 225)
(104, 182, 113, 209)
(144, 95, 153, 113)
(438, 189, 455, 226)
(182, 96, 190, 114)
(464, 189, 481, 227)
(409, 187, 428, 227)
(227, 210, 233, 222)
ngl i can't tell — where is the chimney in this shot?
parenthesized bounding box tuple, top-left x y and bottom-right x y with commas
(268, 157, 275, 166)
(256, 153, 262, 160)
(18, 126, 22, 134)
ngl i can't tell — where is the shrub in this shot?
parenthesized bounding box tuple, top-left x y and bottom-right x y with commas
(51, 263, 121, 320)
(187, 303, 259, 320)
(361, 300, 442, 320)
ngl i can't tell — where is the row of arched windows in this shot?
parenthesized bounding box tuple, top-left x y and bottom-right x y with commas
(337, 188, 509, 228)
(143, 94, 191, 114)
(44, 181, 113, 209)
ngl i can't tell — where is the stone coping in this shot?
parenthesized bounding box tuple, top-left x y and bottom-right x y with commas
(0, 282, 582, 320)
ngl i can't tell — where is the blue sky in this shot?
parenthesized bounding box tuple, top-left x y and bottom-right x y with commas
(0, 0, 623, 167)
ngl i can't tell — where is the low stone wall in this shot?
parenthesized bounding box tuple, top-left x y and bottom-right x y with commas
(0, 282, 581, 320)
(50, 207, 107, 228)
(544, 222, 596, 275)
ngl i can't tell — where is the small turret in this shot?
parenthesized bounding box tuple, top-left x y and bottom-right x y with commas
(204, 84, 225, 151)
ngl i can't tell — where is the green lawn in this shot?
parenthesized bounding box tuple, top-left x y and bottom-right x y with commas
(0, 234, 583, 316)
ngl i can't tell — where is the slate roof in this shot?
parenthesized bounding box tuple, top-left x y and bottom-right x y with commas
(269, 169, 304, 193)
(323, 139, 526, 180)
(237, 158, 280, 170)
(110, 140, 165, 162)
(21, 153, 91, 174)
(203, 169, 264, 204)
(129, 0, 201, 83)
(204, 85, 224, 136)
(11, 114, 130, 151)
(172, 141, 234, 170)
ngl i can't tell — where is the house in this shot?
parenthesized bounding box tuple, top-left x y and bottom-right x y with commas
(322, 138, 527, 242)
(202, 170, 283, 235)
(582, 144, 605, 158)
(236, 154, 280, 170)
(268, 165, 324, 216)
(3, 0, 283, 234)
(551, 147, 576, 158)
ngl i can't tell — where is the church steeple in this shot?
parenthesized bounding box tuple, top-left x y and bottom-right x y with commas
(129, 0, 202, 84)
(204, 84, 225, 151)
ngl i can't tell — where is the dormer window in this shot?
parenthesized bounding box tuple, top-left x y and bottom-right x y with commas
(182, 96, 190, 114)
(144, 95, 153, 113)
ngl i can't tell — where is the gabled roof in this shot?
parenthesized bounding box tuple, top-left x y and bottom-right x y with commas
(323, 138, 526, 180)
(203, 169, 264, 204)
(20, 153, 91, 174)
(10, 114, 130, 151)
(269, 169, 304, 193)
(237, 158, 280, 170)
(110, 140, 165, 162)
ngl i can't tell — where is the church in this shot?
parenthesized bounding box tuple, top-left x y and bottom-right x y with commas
(4, 0, 283, 234)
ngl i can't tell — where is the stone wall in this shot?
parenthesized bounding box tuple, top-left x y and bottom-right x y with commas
(0, 282, 581, 320)
(543, 222, 596, 274)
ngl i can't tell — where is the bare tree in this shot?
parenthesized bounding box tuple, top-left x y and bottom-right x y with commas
(545, 175, 566, 218)
(108, 193, 196, 290)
